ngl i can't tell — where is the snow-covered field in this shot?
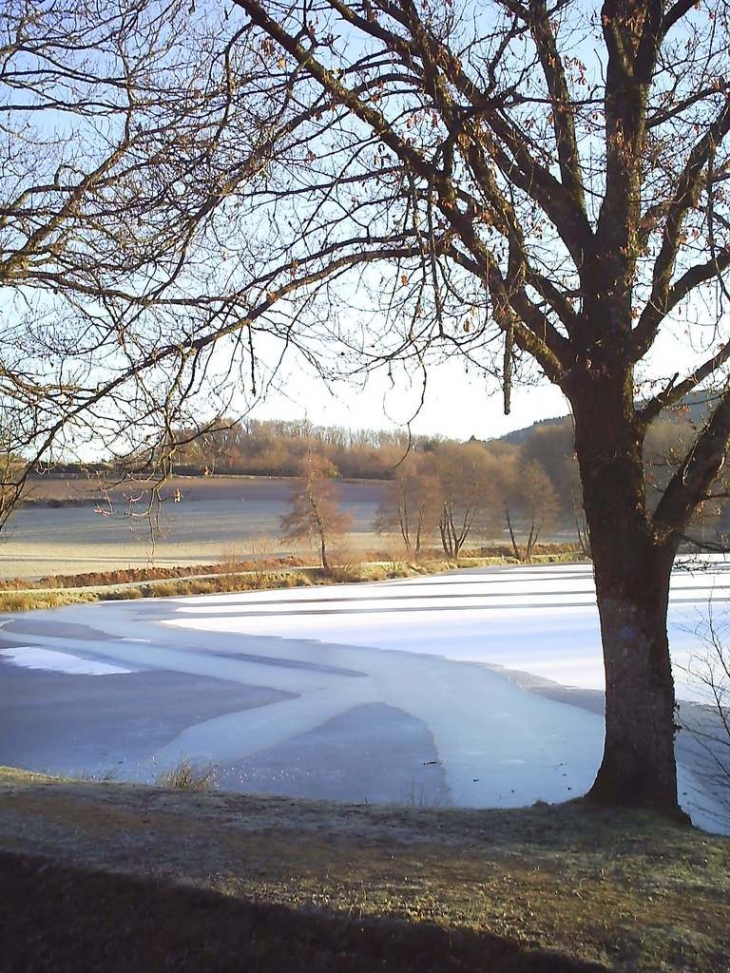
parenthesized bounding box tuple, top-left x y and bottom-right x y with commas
(1, 560, 728, 827)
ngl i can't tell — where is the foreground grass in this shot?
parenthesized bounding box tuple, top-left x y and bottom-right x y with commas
(156, 758, 217, 792)
(0, 768, 727, 972)
(0, 544, 585, 613)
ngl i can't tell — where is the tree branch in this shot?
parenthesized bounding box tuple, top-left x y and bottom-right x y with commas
(527, 0, 586, 209)
(653, 386, 730, 540)
(662, 0, 702, 38)
(633, 96, 730, 360)
(638, 343, 730, 425)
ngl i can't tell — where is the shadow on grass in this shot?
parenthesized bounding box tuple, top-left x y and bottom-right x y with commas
(0, 851, 607, 973)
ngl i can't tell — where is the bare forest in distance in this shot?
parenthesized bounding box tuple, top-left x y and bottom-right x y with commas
(156, 393, 714, 481)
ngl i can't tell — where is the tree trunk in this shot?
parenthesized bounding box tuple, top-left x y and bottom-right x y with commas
(398, 499, 412, 556)
(567, 371, 687, 818)
(440, 506, 455, 558)
(525, 516, 538, 561)
(414, 509, 424, 557)
(572, 488, 591, 557)
(319, 533, 329, 571)
(589, 536, 683, 814)
(504, 505, 521, 560)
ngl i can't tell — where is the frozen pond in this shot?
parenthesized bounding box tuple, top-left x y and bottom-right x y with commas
(1, 561, 728, 827)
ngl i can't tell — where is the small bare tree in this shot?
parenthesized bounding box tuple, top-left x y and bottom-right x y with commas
(280, 457, 353, 570)
(374, 454, 441, 557)
(504, 460, 560, 561)
(434, 442, 497, 559)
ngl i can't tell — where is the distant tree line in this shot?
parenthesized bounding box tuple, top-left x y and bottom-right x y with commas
(164, 418, 428, 480)
(372, 440, 563, 561)
(124, 403, 730, 550)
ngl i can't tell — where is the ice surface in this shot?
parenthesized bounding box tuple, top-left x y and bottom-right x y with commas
(2, 561, 728, 828)
(0, 646, 134, 676)
(165, 562, 730, 699)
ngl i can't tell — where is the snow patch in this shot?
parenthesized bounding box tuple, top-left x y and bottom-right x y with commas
(0, 647, 134, 676)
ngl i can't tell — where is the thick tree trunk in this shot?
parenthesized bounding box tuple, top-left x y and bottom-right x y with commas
(567, 371, 687, 818)
(589, 536, 682, 813)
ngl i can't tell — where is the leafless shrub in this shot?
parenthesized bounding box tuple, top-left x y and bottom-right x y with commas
(156, 760, 217, 792)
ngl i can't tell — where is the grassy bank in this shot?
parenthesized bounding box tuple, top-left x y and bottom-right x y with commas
(0, 544, 586, 613)
(0, 767, 726, 972)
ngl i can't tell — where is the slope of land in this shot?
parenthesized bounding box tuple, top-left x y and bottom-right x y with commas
(0, 768, 727, 972)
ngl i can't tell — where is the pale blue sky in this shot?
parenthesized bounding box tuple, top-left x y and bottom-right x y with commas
(244, 303, 728, 442)
(250, 354, 571, 441)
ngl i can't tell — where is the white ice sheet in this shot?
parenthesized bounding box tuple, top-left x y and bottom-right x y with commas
(0, 646, 134, 676)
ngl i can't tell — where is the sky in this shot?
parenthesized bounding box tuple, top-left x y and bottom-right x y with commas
(8, 1, 723, 452)
(240, 346, 570, 442)
(227, 1, 725, 445)
(237, 289, 728, 443)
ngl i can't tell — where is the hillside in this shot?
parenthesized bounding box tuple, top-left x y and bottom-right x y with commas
(499, 414, 572, 445)
(0, 768, 727, 972)
(498, 389, 719, 446)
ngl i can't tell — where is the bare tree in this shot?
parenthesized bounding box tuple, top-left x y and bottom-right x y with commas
(520, 423, 578, 512)
(280, 456, 353, 569)
(433, 442, 497, 559)
(504, 459, 559, 560)
(187, 0, 730, 818)
(374, 453, 441, 557)
(682, 603, 730, 824)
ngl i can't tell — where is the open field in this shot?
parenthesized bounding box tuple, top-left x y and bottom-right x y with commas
(1, 474, 578, 580)
(0, 476, 386, 579)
